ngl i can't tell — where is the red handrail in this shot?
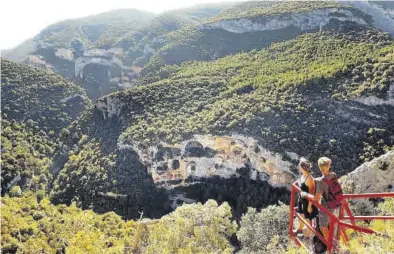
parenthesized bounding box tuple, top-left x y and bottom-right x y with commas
(289, 182, 394, 253)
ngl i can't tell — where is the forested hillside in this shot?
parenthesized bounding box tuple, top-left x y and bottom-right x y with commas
(1, 59, 91, 195)
(4, 1, 389, 99)
(2, 4, 233, 99)
(49, 25, 394, 220)
(1, 1, 394, 253)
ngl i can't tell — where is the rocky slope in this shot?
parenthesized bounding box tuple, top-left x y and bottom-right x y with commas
(342, 1, 394, 36)
(340, 150, 394, 214)
(2, 9, 155, 99)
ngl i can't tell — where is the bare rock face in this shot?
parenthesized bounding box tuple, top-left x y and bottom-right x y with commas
(95, 96, 124, 120)
(25, 43, 144, 99)
(340, 151, 394, 214)
(342, 1, 394, 36)
(123, 134, 296, 186)
(353, 85, 394, 106)
(202, 8, 368, 34)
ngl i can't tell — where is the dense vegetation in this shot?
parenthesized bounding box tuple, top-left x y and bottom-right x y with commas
(1, 120, 53, 195)
(115, 28, 394, 174)
(138, 1, 373, 79)
(45, 26, 394, 221)
(1, 59, 90, 194)
(4, 191, 391, 253)
(237, 204, 290, 253)
(1, 194, 235, 253)
(207, 1, 342, 22)
(50, 139, 170, 219)
(112, 4, 233, 68)
(1, 58, 91, 132)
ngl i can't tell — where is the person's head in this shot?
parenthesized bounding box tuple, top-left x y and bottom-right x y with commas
(298, 157, 312, 174)
(318, 157, 332, 174)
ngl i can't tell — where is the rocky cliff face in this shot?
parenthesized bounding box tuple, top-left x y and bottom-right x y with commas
(202, 7, 368, 34)
(340, 150, 394, 214)
(26, 43, 143, 100)
(124, 134, 295, 187)
(342, 1, 394, 36)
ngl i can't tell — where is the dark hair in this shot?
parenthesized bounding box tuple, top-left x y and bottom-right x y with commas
(299, 157, 312, 172)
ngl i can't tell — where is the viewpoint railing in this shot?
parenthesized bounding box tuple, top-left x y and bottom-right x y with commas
(289, 182, 394, 253)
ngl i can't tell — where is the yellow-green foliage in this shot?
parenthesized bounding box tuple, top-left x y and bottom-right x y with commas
(1, 193, 137, 253)
(340, 198, 394, 254)
(1, 195, 236, 254)
(237, 204, 290, 253)
(1, 119, 53, 194)
(1, 58, 90, 194)
(140, 200, 237, 253)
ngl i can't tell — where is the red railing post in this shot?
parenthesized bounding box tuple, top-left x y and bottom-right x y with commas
(327, 218, 335, 253)
(288, 184, 296, 240)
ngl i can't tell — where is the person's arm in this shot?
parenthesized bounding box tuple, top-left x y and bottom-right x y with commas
(306, 176, 315, 195)
(306, 176, 315, 212)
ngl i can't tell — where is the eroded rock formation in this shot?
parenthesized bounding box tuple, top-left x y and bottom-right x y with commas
(122, 134, 296, 186)
(203, 7, 368, 34)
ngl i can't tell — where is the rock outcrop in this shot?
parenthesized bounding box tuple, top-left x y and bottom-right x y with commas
(340, 150, 394, 214)
(25, 44, 143, 99)
(122, 134, 296, 186)
(202, 7, 368, 34)
(342, 1, 394, 36)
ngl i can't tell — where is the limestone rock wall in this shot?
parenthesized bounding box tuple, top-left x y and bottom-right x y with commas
(24, 42, 154, 99)
(202, 8, 368, 34)
(342, 1, 394, 35)
(95, 96, 124, 120)
(123, 134, 296, 186)
(340, 151, 394, 214)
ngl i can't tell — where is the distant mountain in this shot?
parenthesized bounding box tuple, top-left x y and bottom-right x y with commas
(2, 5, 233, 99)
(5, 1, 393, 99)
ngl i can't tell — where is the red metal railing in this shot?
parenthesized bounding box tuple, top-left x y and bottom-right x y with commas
(289, 182, 394, 253)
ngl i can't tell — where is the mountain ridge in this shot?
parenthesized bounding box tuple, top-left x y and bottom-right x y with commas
(4, 1, 392, 99)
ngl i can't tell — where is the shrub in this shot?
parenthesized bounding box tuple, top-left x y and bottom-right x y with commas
(237, 204, 289, 253)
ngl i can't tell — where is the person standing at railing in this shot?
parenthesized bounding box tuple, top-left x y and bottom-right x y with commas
(293, 158, 318, 238)
(301, 157, 343, 242)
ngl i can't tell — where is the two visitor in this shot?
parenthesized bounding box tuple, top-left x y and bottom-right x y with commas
(294, 156, 343, 242)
